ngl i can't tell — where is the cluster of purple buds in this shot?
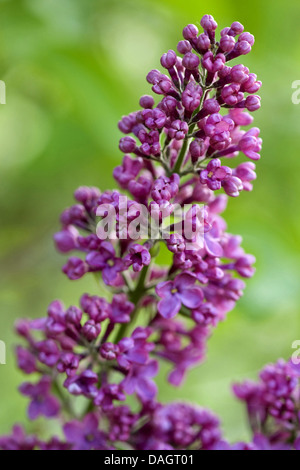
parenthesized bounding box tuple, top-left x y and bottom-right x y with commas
(118, 14, 262, 199)
(0, 16, 274, 451)
(228, 359, 300, 450)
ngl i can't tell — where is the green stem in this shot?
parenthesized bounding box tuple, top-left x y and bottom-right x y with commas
(52, 378, 75, 418)
(114, 263, 150, 343)
(173, 87, 209, 175)
(173, 138, 189, 174)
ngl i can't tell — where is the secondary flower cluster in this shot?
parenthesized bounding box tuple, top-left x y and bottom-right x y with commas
(212, 359, 300, 450)
(1, 15, 284, 451)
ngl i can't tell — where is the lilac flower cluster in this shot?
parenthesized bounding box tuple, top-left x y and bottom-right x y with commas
(1, 15, 284, 451)
(216, 359, 300, 450)
(234, 360, 300, 447)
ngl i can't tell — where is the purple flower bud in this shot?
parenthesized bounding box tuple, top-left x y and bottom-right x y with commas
(221, 83, 244, 106)
(146, 69, 161, 85)
(125, 244, 151, 273)
(234, 162, 256, 191)
(220, 27, 230, 36)
(66, 306, 82, 325)
(230, 64, 249, 84)
(62, 257, 88, 280)
(80, 294, 110, 322)
(113, 155, 143, 189)
(239, 32, 255, 46)
(177, 40, 192, 55)
(151, 174, 179, 202)
(139, 95, 155, 109)
(238, 127, 262, 160)
(110, 294, 134, 324)
(235, 255, 256, 278)
(15, 319, 32, 339)
(160, 50, 177, 69)
(166, 234, 185, 254)
(128, 176, 152, 202)
(235, 40, 252, 56)
(182, 24, 199, 40)
(202, 52, 225, 73)
(119, 136, 136, 153)
(64, 370, 98, 398)
(54, 226, 78, 253)
(168, 120, 189, 140)
(60, 205, 87, 227)
(139, 129, 161, 156)
(195, 33, 211, 54)
(182, 81, 202, 112)
(118, 112, 138, 134)
(200, 15, 218, 32)
(245, 95, 261, 111)
(189, 139, 207, 163)
(222, 176, 243, 197)
(228, 108, 253, 126)
(142, 108, 167, 129)
(203, 98, 220, 115)
(219, 35, 236, 52)
(36, 340, 60, 367)
(94, 384, 125, 411)
(228, 21, 244, 36)
(57, 352, 80, 376)
(100, 342, 119, 360)
(182, 52, 200, 70)
(241, 73, 262, 93)
(16, 346, 37, 374)
(74, 186, 100, 205)
(158, 96, 178, 115)
(152, 74, 173, 96)
(82, 320, 101, 341)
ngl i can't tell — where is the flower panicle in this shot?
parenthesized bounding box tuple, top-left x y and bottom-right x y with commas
(3, 16, 291, 452)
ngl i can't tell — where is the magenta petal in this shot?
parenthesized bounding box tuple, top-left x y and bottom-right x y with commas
(42, 396, 60, 418)
(122, 376, 137, 395)
(143, 360, 159, 378)
(157, 295, 181, 319)
(179, 286, 203, 309)
(102, 266, 118, 285)
(28, 401, 40, 420)
(83, 413, 98, 433)
(127, 348, 148, 365)
(204, 233, 223, 257)
(168, 368, 185, 386)
(214, 166, 231, 180)
(174, 272, 196, 290)
(156, 280, 174, 298)
(63, 422, 82, 442)
(136, 377, 158, 401)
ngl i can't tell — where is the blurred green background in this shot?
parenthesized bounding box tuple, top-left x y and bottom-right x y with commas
(1, 0, 300, 442)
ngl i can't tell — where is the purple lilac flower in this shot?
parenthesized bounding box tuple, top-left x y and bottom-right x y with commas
(63, 414, 107, 450)
(200, 159, 232, 190)
(0, 425, 38, 451)
(19, 376, 60, 420)
(156, 273, 203, 319)
(124, 243, 151, 272)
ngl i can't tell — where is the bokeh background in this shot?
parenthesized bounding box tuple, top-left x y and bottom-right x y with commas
(1, 0, 300, 442)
